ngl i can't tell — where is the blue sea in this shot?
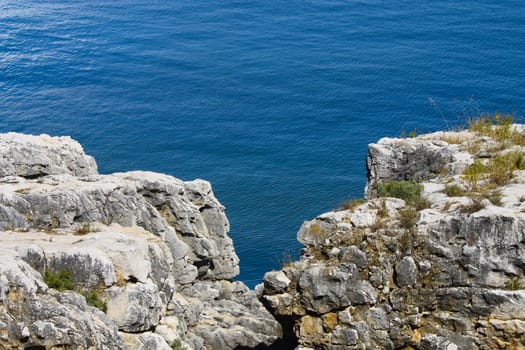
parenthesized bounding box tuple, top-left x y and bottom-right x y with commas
(1, 1, 524, 287)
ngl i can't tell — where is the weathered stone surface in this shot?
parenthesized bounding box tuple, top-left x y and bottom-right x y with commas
(0, 255, 124, 349)
(0, 132, 281, 350)
(395, 256, 418, 287)
(121, 332, 175, 350)
(260, 127, 525, 349)
(178, 280, 282, 349)
(365, 134, 472, 199)
(0, 132, 98, 178)
(263, 270, 291, 295)
(106, 283, 164, 333)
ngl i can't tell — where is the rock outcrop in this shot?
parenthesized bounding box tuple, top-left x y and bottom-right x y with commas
(259, 124, 525, 349)
(0, 133, 281, 349)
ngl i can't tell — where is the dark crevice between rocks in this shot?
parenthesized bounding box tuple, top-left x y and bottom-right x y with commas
(258, 298, 299, 350)
(119, 326, 156, 335)
(198, 204, 213, 212)
(127, 275, 139, 283)
(21, 173, 47, 180)
(273, 315, 299, 350)
(24, 346, 46, 350)
(194, 259, 214, 278)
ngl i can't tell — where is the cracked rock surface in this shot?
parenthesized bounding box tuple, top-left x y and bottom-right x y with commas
(259, 126, 525, 349)
(0, 132, 281, 350)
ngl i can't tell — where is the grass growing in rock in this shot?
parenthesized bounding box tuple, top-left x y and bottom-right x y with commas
(378, 180, 430, 210)
(454, 148, 525, 212)
(339, 198, 366, 212)
(43, 268, 107, 311)
(84, 289, 107, 312)
(505, 276, 522, 290)
(44, 269, 74, 291)
(74, 222, 100, 235)
(468, 113, 525, 146)
(444, 184, 467, 197)
(171, 339, 184, 350)
(460, 197, 486, 214)
(399, 208, 417, 231)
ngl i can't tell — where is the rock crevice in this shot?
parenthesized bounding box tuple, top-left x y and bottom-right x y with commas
(260, 126, 525, 349)
(0, 133, 281, 350)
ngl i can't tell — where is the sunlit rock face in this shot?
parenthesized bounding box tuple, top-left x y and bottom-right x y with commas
(260, 126, 525, 349)
(0, 132, 281, 350)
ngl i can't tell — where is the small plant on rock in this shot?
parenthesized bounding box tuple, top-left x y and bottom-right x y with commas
(505, 276, 522, 291)
(74, 222, 99, 235)
(399, 208, 417, 231)
(464, 159, 488, 190)
(84, 289, 107, 312)
(460, 197, 486, 214)
(378, 180, 424, 205)
(468, 113, 525, 146)
(171, 339, 184, 350)
(44, 269, 74, 291)
(43, 269, 107, 312)
(339, 198, 366, 212)
(444, 184, 466, 197)
(482, 189, 502, 206)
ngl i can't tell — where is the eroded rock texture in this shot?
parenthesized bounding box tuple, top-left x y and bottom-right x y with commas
(260, 127, 525, 349)
(0, 133, 281, 349)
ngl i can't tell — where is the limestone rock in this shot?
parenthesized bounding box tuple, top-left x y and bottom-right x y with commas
(0, 255, 124, 349)
(263, 270, 291, 295)
(365, 135, 471, 199)
(0, 132, 97, 178)
(0, 132, 281, 350)
(395, 256, 418, 287)
(260, 126, 525, 349)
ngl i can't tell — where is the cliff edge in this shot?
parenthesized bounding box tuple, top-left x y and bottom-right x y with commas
(0, 133, 281, 349)
(259, 119, 525, 349)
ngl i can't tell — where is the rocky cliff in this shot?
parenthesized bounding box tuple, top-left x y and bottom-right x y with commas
(259, 120, 525, 349)
(0, 133, 281, 349)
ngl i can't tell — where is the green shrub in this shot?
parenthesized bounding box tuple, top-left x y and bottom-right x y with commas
(83, 290, 107, 312)
(44, 269, 74, 291)
(43, 269, 107, 312)
(399, 208, 417, 230)
(444, 184, 466, 197)
(377, 180, 424, 205)
(505, 276, 522, 290)
(171, 340, 184, 350)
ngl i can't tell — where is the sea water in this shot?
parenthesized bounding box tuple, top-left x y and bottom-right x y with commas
(1, 0, 524, 287)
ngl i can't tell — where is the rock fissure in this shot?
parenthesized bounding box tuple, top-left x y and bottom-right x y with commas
(259, 125, 525, 349)
(0, 133, 281, 350)
(4, 125, 525, 349)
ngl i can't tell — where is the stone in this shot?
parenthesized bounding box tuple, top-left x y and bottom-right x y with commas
(259, 126, 525, 349)
(0, 132, 282, 350)
(106, 283, 163, 332)
(0, 132, 98, 178)
(395, 256, 418, 287)
(263, 270, 291, 294)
